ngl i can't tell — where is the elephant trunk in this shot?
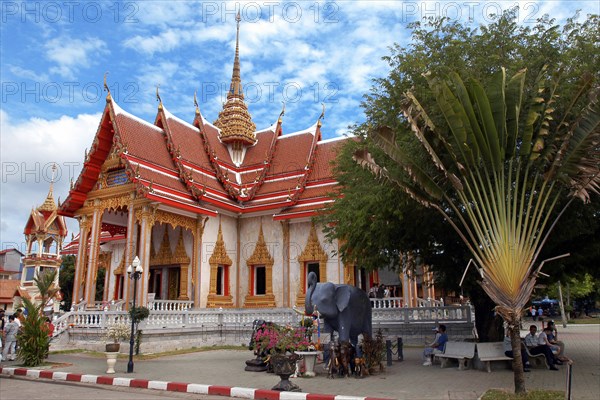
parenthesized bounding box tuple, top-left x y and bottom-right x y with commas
(305, 272, 317, 315)
(305, 282, 314, 315)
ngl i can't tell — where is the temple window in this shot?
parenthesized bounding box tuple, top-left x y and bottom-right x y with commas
(24, 267, 36, 281)
(252, 265, 266, 295)
(305, 262, 320, 290)
(216, 264, 229, 296)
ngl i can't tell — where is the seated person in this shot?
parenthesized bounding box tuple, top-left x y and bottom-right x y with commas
(542, 326, 570, 362)
(524, 325, 559, 370)
(503, 332, 531, 372)
(538, 327, 560, 355)
(546, 320, 566, 355)
(422, 324, 448, 366)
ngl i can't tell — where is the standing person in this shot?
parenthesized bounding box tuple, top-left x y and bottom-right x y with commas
(369, 284, 377, 299)
(531, 306, 537, 321)
(422, 325, 448, 366)
(376, 284, 385, 299)
(0, 309, 4, 361)
(2, 315, 19, 362)
(537, 307, 544, 321)
(44, 317, 55, 338)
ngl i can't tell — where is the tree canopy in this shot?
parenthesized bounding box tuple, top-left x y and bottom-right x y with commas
(320, 10, 599, 286)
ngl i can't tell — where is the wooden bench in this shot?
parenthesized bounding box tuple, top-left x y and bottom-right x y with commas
(476, 342, 513, 373)
(435, 341, 476, 370)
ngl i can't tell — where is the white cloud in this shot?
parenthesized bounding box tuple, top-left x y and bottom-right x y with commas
(8, 65, 49, 82)
(0, 110, 100, 250)
(45, 37, 109, 79)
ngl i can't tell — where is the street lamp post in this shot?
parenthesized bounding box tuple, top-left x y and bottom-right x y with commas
(126, 256, 142, 373)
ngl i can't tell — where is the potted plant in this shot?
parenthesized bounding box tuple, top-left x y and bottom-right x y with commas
(253, 323, 311, 357)
(104, 323, 130, 352)
(252, 323, 311, 392)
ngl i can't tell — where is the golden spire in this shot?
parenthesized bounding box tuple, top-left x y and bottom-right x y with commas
(39, 164, 58, 212)
(230, 11, 242, 99)
(214, 12, 256, 145)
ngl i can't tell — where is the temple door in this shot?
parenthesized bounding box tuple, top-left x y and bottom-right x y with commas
(168, 267, 180, 300)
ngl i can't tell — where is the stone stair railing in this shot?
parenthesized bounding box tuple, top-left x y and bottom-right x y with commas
(370, 297, 404, 309)
(416, 297, 444, 307)
(148, 299, 194, 311)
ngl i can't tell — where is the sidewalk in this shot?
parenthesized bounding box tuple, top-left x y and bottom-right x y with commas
(1, 324, 598, 400)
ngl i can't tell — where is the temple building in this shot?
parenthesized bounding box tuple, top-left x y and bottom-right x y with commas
(58, 17, 433, 310)
(18, 165, 66, 308)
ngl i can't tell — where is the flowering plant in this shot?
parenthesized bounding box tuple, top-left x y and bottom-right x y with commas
(104, 323, 131, 343)
(253, 323, 311, 357)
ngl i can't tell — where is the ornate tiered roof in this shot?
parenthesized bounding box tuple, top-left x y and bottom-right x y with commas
(59, 19, 348, 221)
(24, 166, 68, 236)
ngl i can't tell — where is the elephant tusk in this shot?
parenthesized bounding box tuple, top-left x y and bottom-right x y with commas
(292, 306, 307, 315)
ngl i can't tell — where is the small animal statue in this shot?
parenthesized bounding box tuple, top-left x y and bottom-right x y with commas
(327, 340, 340, 379)
(354, 357, 369, 378)
(338, 341, 355, 377)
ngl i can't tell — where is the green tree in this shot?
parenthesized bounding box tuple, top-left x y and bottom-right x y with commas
(17, 269, 60, 366)
(320, 11, 600, 346)
(59, 255, 75, 310)
(356, 66, 599, 394)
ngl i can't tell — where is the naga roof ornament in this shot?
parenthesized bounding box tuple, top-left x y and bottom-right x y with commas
(214, 12, 256, 146)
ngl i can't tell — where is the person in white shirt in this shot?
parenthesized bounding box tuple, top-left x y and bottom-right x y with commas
(524, 325, 559, 370)
(503, 333, 531, 372)
(539, 327, 562, 357)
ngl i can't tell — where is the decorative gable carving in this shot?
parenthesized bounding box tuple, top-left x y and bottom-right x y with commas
(296, 223, 328, 307)
(209, 223, 233, 266)
(150, 227, 172, 266)
(207, 222, 233, 308)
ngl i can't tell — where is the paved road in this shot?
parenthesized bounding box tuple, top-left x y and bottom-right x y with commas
(1, 324, 598, 399)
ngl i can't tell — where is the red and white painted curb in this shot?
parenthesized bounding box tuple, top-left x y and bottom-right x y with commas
(0, 367, 395, 400)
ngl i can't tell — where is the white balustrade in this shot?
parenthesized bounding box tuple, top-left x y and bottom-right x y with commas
(51, 305, 474, 343)
(370, 297, 404, 309)
(149, 300, 194, 311)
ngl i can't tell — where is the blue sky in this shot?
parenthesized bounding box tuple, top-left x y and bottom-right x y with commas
(1, 1, 598, 252)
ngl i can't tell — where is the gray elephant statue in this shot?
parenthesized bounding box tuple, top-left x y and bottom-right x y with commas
(305, 272, 372, 346)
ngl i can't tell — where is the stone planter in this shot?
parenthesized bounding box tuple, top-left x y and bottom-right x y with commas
(295, 350, 323, 377)
(105, 343, 120, 352)
(270, 353, 301, 392)
(105, 352, 118, 374)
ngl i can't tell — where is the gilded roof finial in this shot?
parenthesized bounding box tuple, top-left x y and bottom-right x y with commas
(194, 90, 200, 116)
(39, 163, 58, 212)
(231, 10, 242, 98)
(103, 71, 111, 101)
(213, 11, 256, 145)
(278, 102, 285, 123)
(318, 103, 325, 127)
(156, 84, 163, 110)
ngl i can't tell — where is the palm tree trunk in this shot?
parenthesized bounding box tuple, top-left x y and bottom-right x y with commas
(509, 322, 526, 394)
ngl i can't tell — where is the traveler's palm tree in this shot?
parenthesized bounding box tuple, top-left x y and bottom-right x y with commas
(355, 69, 599, 392)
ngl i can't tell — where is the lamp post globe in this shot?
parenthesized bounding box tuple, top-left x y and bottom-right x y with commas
(127, 256, 142, 373)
